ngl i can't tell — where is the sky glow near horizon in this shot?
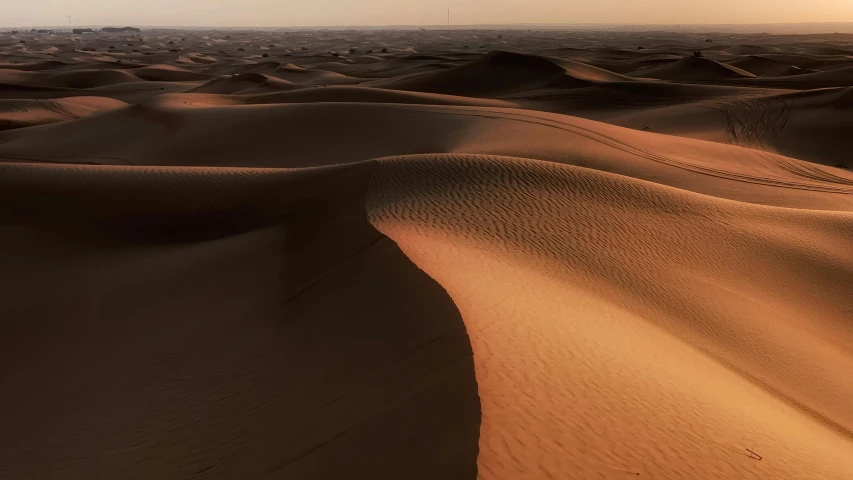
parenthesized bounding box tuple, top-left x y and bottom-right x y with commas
(5, 0, 853, 27)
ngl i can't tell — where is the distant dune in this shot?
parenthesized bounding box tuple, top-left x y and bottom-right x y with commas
(375, 50, 633, 96)
(1, 27, 852, 480)
(629, 56, 757, 81)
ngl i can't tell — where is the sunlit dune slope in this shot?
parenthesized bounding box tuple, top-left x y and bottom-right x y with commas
(367, 153, 853, 480)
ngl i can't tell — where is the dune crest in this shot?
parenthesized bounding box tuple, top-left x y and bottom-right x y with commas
(367, 153, 853, 480)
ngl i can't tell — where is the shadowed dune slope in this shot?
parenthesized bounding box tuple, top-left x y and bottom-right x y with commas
(631, 56, 757, 81)
(374, 50, 633, 97)
(0, 161, 480, 480)
(188, 73, 301, 94)
(130, 64, 213, 82)
(0, 60, 79, 71)
(736, 66, 853, 88)
(773, 65, 818, 76)
(242, 86, 518, 108)
(725, 55, 802, 77)
(724, 44, 782, 55)
(591, 86, 853, 168)
(0, 68, 143, 89)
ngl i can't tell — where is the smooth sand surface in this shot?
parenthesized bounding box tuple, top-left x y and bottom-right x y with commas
(1, 27, 852, 479)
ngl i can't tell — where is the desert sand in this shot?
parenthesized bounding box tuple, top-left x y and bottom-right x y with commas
(1, 26, 852, 479)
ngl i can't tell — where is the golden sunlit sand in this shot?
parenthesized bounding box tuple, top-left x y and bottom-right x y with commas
(1, 27, 852, 480)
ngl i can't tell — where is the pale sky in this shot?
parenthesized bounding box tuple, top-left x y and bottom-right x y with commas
(6, 0, 853, 27)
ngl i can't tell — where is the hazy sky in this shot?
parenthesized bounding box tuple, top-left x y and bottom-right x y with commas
(7, 0, 853, 27)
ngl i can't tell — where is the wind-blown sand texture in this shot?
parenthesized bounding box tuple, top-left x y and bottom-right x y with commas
(1, 27, 852, 480)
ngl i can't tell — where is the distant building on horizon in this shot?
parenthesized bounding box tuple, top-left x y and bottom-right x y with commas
(72, 28, 96, 35)
(101, 26, 141, 33)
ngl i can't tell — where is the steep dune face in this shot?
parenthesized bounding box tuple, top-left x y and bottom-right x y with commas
(725, 55, 800, 77)
(367, 153, 853, 480)
(0, 161, 480, 480)
(631, 56, 757, 81)
(376, 50, 632, 97)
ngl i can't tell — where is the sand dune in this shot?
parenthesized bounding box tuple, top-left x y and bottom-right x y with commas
(0, 96, 125, 130)
(569, 86, 853, 168)
(630, 56, 757, 81)
(189, 73, 300, 94)
(725, 55, 801, 77)
(724, 44, 782, 55)
(0, 161, 479, 480)
(243, 86, 518, 107)
(738, 66, 853, 88)
(375, 51, 632, 96)
(130, 64, 213, 82)
(2, 27, 853, 480)
(270, 64, 364, 85)
(0, 68, 142, 88)
(367, 153, 853, 480)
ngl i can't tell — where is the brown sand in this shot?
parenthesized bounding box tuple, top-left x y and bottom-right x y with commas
(1, 27, 852, 480)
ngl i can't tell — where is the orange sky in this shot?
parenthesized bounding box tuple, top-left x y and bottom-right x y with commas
(7, 0, 853, 27)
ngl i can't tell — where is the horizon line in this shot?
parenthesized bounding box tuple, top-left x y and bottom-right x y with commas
(6, 21, 853, 30)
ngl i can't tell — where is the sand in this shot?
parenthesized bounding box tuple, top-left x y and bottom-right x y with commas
(1, 26, 852, 480)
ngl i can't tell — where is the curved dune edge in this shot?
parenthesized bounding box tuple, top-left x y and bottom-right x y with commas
(366, 153, 853, 480)
(2, 102, 851, 211)
(0, 161, 480, 479)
